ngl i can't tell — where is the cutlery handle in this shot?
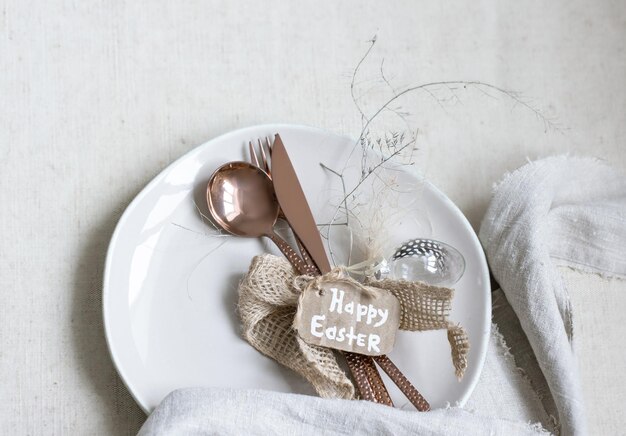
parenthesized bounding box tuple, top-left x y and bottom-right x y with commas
(290, 233, 396, 406)
(294, 236, 319, 275)
(269, 233, 394, 406)
(359, 354, 394, 406)
(278, 215, 319, 275)
(373, 355, 430, 411)
(267, 232, 317, 275)
(344, 352, 377, 402)
(278, 233, 396, 407)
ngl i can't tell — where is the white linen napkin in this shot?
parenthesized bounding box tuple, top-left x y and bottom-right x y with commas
(138, 156, 625, 436)
(138, 387, 547, 436)
(479, 155, 626, 436)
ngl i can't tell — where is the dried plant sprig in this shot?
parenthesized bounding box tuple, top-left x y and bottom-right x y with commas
(321, 133, 417, 265)
(170, 197, 230, 239)
(323, 35, 562, 266)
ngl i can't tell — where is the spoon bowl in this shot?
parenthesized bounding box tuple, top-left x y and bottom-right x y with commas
(207, 162, 279, 237)
(206, 161, 312, 274)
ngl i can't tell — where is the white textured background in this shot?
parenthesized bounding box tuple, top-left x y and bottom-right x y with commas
(1, 1, 624, 434)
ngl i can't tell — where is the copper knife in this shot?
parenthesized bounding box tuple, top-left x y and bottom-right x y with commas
(270, 133, 430, 411)
(270, 133, 392, 405)
(270, 134, 332, 275)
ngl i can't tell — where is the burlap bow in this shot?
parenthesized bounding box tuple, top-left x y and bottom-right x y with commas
(238, 254, 470, 400)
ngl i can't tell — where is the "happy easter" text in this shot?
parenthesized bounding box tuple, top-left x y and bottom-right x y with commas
(309, 288, 389, 353)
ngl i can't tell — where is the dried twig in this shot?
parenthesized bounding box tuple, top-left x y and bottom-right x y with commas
(322, 36, 561, 265)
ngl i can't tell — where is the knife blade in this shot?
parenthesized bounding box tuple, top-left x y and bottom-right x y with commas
(270, 134, 331, 274)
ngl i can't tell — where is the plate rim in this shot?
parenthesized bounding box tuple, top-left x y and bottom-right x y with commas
(102, 123, 491, 413)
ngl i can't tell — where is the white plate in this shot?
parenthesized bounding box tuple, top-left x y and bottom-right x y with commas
(103, 124, 491, 413)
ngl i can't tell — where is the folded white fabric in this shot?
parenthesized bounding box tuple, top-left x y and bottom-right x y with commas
(138, 387, 548, 436)
(479, 156, 626, 436)
(138, 156, 625, 436)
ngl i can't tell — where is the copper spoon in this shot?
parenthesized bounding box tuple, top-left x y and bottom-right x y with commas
(206, 161, 313, 275)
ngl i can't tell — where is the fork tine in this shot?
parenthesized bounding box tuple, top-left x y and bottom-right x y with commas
(266, 136, 273, 154)
(265, 136, 274, 158)
(265, 137, 273, 173)
(257, 138, 270, 175)
(264, 136, 272, 175)
(249, 141, 260, 167)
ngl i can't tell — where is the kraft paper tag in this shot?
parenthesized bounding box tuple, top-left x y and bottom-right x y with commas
(294, 280, 400, 356)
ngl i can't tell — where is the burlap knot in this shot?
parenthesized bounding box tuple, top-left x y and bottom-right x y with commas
(238, 254, 470, 400)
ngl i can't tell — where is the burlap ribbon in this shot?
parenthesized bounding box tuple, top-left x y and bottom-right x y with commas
(238, 254, 470, 400)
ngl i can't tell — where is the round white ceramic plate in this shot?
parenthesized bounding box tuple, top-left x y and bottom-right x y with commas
(103, 124, 490, 413)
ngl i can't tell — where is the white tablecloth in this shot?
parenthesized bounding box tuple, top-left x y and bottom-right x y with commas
(1, 1, 624, 434)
